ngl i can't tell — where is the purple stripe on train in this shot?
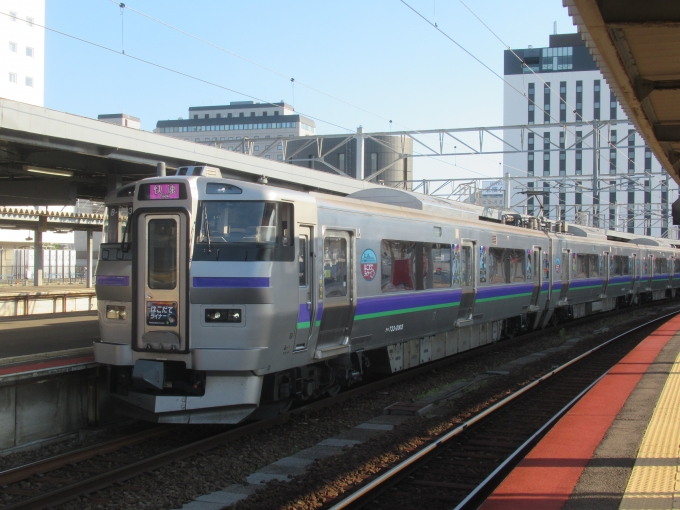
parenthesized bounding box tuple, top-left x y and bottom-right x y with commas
(192, 277, 270, 288)
(476, 284, 534, 299)
(96, 275, 129, 286)
(356, 289, 462, 316)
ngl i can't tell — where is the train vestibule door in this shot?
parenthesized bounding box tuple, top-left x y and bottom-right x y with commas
(135, 212, 187, 353)
(529, 246, 542, 311)
(316, 230, 354, 352)
(456, 241, 476, 326)
(295, 226, 315, 351)
(558, 248, 570, 305)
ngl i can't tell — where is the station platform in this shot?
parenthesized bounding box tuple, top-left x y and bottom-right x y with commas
(0, 284, 96, 318)
(481, 314, 680, 510)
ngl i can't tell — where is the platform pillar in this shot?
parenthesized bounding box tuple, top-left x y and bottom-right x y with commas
(86, 230, 93, 288)
(33, 229, 42, 287)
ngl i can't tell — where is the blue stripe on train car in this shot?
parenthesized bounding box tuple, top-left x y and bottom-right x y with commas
(96, 275, 130, 286)
(476, 284, 534, 303)
(354, 289, 462, 321)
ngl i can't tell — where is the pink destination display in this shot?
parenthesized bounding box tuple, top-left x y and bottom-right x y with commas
(149, 183, 180, 200)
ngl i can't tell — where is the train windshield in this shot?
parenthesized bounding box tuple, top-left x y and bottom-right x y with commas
(103, 205, 133, 244)
(198, 201, 280, 245)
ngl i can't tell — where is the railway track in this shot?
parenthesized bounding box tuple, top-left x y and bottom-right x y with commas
(327, 311, 678, 510)
(0, 302, 674, 509)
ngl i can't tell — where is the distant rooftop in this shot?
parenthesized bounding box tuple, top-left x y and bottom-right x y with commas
(189, 101, 293, 112)
(549, 33, 584, 48)
(98, 113, 140, 122)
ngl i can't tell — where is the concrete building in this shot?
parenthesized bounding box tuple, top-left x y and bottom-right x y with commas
(503, 33, 678, 237)
(0, 0, 44, 107)
(98, 113, 140, 129)
(155, 101, 316, 162)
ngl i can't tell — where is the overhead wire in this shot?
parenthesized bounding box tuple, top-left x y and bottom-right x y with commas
(106, 0, 505, 179)
(455, 0, 646, 175)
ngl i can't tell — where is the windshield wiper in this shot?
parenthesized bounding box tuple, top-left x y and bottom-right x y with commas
(203, 206, 212, 253)
(120, 218, 130, 253)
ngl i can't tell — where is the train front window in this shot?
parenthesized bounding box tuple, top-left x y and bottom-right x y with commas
(198, 201, 280, 244)
(103, 205, 132, 244)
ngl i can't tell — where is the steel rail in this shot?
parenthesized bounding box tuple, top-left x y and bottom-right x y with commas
(0, 427, 168, 487)
(329, 310, 679, 510)
(2, 303, 675, 509)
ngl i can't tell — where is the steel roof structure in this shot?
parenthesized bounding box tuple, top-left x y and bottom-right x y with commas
(0, 98, 379, 206)
(565, 0, 680, 185)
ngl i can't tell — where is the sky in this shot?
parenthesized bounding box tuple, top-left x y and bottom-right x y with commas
(44, 0, 577, 181)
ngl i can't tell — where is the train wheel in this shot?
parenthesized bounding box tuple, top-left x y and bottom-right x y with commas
(326, 384, 341, 397)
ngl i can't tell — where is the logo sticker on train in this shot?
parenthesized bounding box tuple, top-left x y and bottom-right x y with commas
(146, 301, 178, 326)
(361, 249, 378, 281)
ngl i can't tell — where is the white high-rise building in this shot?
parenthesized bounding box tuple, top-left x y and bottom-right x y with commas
(503, 33, 678, 237)
(0, 0, 45, 107)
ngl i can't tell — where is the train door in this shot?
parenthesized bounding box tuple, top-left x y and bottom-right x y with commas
(456, 240, 476, 325)
(316, 230, 354, 351)
(602, 251, 610, 296)
(295, 226, 315, 351)
(529, 246, 542, 311)
(135, 212, 188, 352)
(558, 248, 570, 304)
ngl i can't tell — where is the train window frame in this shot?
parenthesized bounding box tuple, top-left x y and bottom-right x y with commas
(381, 240, 452, 293)
(654, 257, 668, 274)
(611, 255, 629, 276)
(487, 247, 525, 285)
(323, 237, 347, 298)
(299, 235, 308, 287)
(206, 182, 242, 194)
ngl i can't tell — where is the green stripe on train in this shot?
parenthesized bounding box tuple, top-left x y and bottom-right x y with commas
(354, 301, 460, 322)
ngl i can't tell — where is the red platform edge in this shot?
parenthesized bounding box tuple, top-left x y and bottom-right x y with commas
(480, 314, 680, 510)
(0, 355, 96, 377)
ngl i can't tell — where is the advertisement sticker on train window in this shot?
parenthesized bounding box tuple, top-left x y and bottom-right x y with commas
(147, 301, 178, 326)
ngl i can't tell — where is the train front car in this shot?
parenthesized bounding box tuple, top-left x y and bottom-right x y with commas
(95, 167, 318, 423)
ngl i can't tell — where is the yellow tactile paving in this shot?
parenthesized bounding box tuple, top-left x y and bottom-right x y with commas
(620, 351, 680, 510)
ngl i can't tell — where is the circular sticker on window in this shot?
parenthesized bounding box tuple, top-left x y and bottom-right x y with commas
(361, 249, 378, 281)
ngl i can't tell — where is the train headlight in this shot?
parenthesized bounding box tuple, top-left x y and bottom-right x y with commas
(205, 308, 242, 323)
(106, 305, 127, 320)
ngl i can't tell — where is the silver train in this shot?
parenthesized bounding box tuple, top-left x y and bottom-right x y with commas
(94, 166, 680, 423)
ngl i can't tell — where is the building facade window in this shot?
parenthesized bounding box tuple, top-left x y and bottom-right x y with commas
(543, 182, 551, 218)
(559, 131, 566, 176)
(609, 180, 617, 228)
(25, 76, 33, 87)
(575, 81, 583, 122)
(9, 11, 17, 21)
(543, 83, 551, 123)
(26, 47, 33, 57)
(644, 179, 652, 236)
(527, 132, 534, 176)
(9, 42, 16, 52)
(575, 130, 583, 175)
(528, 83, 535, 124)
(559, 185, 566, 220)
(528, 181, 534, 216)
(543, 132, 550, 176)
(559, 81, 567, 123)
(609, 130, 617, 174)
(593, 80, 601, 120)
(26, 17, 33, 27)
(610, 91, 617, 120)
(8, 73, 17, 84)
(645, 146, 652, 172)
(628, 130, 635, 173)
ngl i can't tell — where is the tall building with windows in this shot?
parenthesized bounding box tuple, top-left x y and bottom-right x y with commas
(155, 101, 316, 162)
(0, 0, 44, 106)
(503, 33, 678, 237)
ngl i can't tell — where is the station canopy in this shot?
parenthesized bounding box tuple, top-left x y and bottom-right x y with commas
(566, 0, 680, 185)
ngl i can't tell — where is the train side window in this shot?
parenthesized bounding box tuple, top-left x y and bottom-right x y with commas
(381, 240, 415, 292)
(576, 254, 588, 278)
(589, 255, 600, 277)
(299, 235, 307, 287)
(432, 244, 452, 288)
(488, 248, 525, 284)
(612, 255, 629, 276)
(674, 258, 680, 274)
(655, 257, 668, 274)
(323, 237, 347, 297)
